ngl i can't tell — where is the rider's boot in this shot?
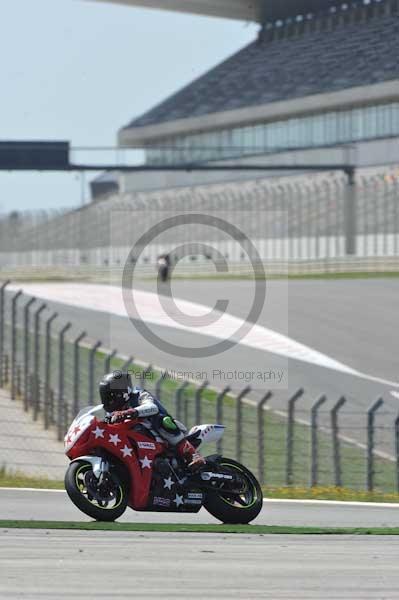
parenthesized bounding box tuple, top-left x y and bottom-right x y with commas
(176, 439, 206, 470)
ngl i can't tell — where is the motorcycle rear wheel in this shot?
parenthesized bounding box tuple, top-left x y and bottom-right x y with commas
(65, 460, 128, 522)
(203, 457, 263, 524)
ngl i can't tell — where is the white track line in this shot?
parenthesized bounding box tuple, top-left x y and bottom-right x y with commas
(1, 487, 399, 508)
(0, 487, 65, 493)
(10, 282, 399, 389)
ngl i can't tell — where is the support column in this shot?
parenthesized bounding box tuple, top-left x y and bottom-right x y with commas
(345, 167, 357, 256)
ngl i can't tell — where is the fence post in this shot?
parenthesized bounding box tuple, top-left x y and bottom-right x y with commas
(10, 290, 23, 400)
(310, 394, 327, 487)
(104, 349, 117, 374)
(286, 388, 304, 486)
(395, 413, 399, 493)
(44, 312, 58, 428)
(33, 303, 47, 420)
(257, 391, 272, 485)
(3, 354, 9, 385)
(49, 388, 55, 426)
(140, 364, 152, 389)
(16, 364, 22, 397)
(0, 280, 11, 388)
(73, 331, 86, 416)
(23, 297, 36, 408)
(175, 381, 189, 422)
(331, 396, 346, 487)
(344, 166, 357, 256)
(122, 356, 133, 377)
(236, 386, 251, 463)
(155, 371, 167, 402)
(216, 386, 231, 454)
(195, 380, 208, 424)
(88, 340, 102, 406)
(58, 322, 72, 441)
(367, 397, 384, 492)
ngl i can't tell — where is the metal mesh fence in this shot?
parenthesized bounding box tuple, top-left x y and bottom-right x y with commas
(0, 282, 398, 489)
(0, 166, 399, 276)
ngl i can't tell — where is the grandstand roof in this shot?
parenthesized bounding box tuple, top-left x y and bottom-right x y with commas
(89, 0, 261, 22)
(120, 2, 399, 143)
(89, 0, 377, 23)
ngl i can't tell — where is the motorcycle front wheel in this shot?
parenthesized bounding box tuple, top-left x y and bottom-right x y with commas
(203, 457, 263, 524)
(65, 460, 128, 522)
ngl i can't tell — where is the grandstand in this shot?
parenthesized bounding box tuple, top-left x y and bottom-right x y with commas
(1, 0, 399, 274)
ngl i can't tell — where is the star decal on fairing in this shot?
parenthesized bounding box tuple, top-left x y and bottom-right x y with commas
(163, 477, 174, 490)
(92, 426, 105, 439)
(120, 444, 133, 458)
(173, 494, 184, 508)
(140, 455, 152, 469)
(109, 433, 121, 447)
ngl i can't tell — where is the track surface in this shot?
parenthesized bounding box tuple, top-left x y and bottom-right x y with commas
(3, 530, 399, 599)
(9, 279, 399, 452)
(2, 490, 399, 599)
(2, 489, 399, 528)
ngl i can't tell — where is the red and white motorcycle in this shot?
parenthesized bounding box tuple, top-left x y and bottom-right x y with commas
(64, 405, 263, 524)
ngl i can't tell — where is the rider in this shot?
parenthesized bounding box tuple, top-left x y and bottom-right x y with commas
(99, 371, 206, 470)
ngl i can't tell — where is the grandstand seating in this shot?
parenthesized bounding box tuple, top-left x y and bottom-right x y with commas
(125, 0, 399, 129)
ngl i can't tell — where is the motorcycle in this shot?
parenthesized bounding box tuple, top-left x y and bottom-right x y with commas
(64, 405, 263, 524)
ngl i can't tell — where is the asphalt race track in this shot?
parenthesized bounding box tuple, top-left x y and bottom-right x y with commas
(2, 488, 399, 527)
(2, 490, 399, 599)
(2, 529, 399, 600)
(9, 279, 399, 453)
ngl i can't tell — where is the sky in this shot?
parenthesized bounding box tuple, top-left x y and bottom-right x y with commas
(0, 0, 258, 213)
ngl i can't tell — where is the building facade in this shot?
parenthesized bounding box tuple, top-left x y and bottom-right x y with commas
(109, 0, 399, 196)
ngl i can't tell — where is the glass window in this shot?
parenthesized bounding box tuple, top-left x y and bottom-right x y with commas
(231, 127, 242, 153)
(376, 104, 391, 138)
(242, 126, 254, 152)
(325, 112, 337, 145)
(392, 103, 399, 136)
(298, 117, 310, 147)
(288, 118, 300, 148)
(352, 109, 363, 141)
(337, 111, 351, 143)
(274, 122, 284, 150)
(268, 123, 277, 151)
(145, 101, 399, 164)
(312, 114, 325, 146)
(254, 125, 264, 153)
(363, 106, 378, 138)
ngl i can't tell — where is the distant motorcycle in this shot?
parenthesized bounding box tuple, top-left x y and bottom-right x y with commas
(157, 254, 170, 282)
(64, 405, 263, 523)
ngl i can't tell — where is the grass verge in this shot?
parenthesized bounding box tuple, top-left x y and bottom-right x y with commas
(139, 271, 399, 281)
(6, 270, 399, 282)
(0, 467, 63, 490)
(1, 520, 399, 535)
(262, 486, 399, 503)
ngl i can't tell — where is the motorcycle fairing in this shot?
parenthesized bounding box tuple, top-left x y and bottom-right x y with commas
(66, 417, 165, 509)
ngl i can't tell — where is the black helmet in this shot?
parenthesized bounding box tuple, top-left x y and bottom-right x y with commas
(99, 371, 132, 412)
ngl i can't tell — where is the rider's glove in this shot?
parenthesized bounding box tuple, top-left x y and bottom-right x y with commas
(111, 408, 138, 423)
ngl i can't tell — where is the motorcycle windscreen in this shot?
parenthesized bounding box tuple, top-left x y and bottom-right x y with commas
(188, 424, 225, 444)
